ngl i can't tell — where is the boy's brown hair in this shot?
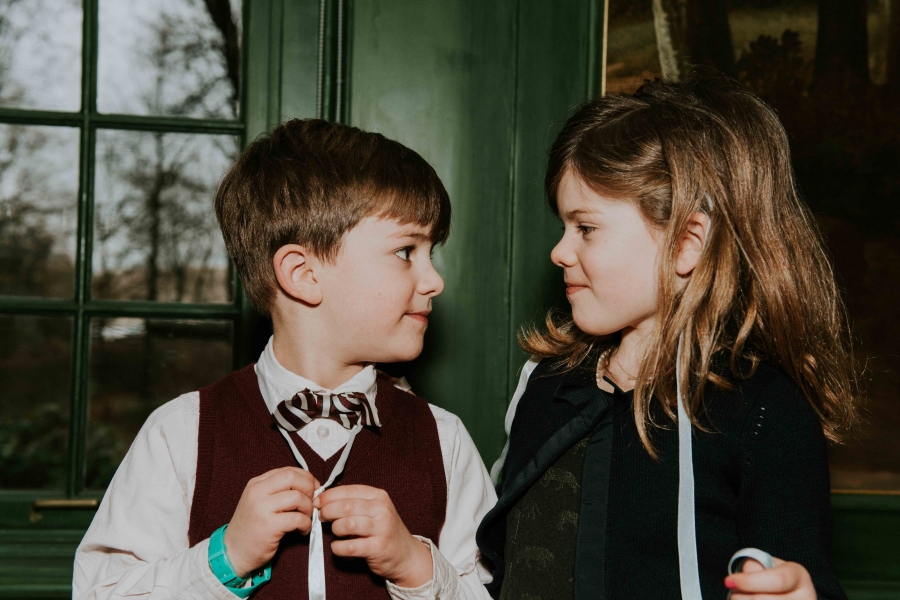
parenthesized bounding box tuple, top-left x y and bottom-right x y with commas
(215, 119, 451, 314)
(521, 75, 858, 455)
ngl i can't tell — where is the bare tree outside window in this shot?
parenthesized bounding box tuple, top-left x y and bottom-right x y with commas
(98, 0, 240, 119)
(0, 0, 243, 490)
(0, 0, 82, 111)
(85, 0, 242, 489)
(0, 0, 83, 489)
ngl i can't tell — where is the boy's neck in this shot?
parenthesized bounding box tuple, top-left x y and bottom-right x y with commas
(271, 330, 366, 390)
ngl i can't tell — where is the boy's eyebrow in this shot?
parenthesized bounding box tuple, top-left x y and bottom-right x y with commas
(390, 231, 432, 241)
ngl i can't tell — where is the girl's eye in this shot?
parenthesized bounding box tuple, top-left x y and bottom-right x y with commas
(578, 225, 596, 236)
(395, 247, 412, 261)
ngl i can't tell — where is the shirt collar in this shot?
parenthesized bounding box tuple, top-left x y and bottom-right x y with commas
(254, 336, 379, 415)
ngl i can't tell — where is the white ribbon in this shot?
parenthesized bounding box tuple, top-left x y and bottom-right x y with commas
(277, 424, 363, 600)
(676, 333, 704, 600)
(676, 333, 775, 599)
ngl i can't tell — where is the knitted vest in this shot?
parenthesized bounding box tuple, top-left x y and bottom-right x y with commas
(188, 365, 448, 599)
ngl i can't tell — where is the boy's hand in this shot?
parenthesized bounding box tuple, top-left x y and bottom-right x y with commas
(316, 485, 433, 588)
(223, 467, 320, 578)
(725, 556, 816, 599)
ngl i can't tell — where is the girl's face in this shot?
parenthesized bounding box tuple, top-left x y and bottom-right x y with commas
(551, 170, 663, 337)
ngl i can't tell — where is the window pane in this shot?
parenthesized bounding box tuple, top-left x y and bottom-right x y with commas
(97, 0, 242, 119)
(92, 130, 237, 303)
(0, 0, 82, 112)
(0, 315, 72, 490)
(86, 318, 232, 489)
(0, 124, 80, 298)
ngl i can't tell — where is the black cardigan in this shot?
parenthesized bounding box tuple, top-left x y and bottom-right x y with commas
(476, 357, 847, 600)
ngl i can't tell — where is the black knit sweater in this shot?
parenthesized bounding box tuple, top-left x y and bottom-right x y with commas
(477, 357, 847, 600)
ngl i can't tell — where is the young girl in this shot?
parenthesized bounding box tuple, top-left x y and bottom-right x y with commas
(476, 76, 857, 600)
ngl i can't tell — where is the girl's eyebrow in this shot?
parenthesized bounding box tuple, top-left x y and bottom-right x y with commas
(564, 208, 601, 220)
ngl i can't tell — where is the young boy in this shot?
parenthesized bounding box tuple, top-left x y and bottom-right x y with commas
(74, 119, 496, 600)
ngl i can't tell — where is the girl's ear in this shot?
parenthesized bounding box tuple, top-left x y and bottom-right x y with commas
(675, 211, 711, 276)
(272, 244, 324, 306)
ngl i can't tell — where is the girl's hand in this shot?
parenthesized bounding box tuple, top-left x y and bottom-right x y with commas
(316, 484, 434, 588)
(725, 556, 816, 599)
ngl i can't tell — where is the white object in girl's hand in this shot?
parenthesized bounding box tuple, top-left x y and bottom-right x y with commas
(728, 548, 775, 575)
(727, 548, 775, 600)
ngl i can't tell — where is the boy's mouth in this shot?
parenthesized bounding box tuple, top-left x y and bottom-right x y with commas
(565, 284, 588, 296)
(405, 311, 430, 325)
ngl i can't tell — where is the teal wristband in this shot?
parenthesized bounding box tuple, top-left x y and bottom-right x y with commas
(208, 524, 271, 598)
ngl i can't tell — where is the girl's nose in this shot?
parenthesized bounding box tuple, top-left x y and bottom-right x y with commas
(551, 236, 577, 268)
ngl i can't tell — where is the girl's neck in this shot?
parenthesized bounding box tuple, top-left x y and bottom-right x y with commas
(604, 319, 656, 392)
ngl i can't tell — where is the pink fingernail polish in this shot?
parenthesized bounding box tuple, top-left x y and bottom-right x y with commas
(725, 578, 737, 590)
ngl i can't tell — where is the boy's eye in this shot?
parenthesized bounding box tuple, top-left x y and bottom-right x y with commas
(395, 247, 412, 261)
(577, 225, 596, 235)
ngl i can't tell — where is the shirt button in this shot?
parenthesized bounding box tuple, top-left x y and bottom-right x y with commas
(316, 425, 330, 439)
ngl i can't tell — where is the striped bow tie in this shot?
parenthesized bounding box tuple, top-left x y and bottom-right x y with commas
(273, 389, 381, 431)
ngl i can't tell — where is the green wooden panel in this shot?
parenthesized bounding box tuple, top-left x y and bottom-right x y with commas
(507, 0, 606, 385)
(244, 0, 283, 140)
(0, 494, 100, 598)
(347, 0, 607, 465)
(0, 530, 83, 599)
(280, 0, 321, 121)
(348, 0, 520, 462)
(832, 494, 900, 591)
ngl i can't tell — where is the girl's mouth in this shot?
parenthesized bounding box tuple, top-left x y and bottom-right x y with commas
(406, 312, 430, 324)
(566, 285, 588, 296)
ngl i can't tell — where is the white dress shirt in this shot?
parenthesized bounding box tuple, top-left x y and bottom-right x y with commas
(73, 338, 496, 600)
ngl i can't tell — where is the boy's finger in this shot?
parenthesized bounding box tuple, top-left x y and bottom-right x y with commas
(331, 515, 376, 538)
(257, 469, 319, 495)
(331, 536, 376, 558)
(726, 562, 803, 594)
(318, 497, 378, 522)
(268, 489, 314, 515)
(274, 511, 313, 536)
(316, 485, 384, 506)
(254, 466, 305, 483)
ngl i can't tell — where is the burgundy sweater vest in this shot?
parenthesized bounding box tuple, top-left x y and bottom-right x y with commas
(188, 365, 448, 599)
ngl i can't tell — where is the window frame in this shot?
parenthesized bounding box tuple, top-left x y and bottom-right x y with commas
(0, 0, 250, 500)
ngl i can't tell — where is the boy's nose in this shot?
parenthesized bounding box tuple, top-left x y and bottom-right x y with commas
(418, 262, 445, 297)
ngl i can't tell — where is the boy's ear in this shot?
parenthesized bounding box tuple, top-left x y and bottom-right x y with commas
(273, 244, 323, 306)
(675, 211, 711, 276)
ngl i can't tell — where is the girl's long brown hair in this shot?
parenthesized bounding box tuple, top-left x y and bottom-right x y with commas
(521, 75, 858, 456)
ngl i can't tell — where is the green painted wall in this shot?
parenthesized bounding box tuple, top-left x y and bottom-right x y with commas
(347, 0, 604, 464)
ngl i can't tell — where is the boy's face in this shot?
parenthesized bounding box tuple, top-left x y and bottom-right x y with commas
(315, 216, 444, 365)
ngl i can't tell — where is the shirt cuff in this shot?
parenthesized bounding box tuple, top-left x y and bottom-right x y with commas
(386, 536, 460, 600)
(182, 538, 247, 600)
